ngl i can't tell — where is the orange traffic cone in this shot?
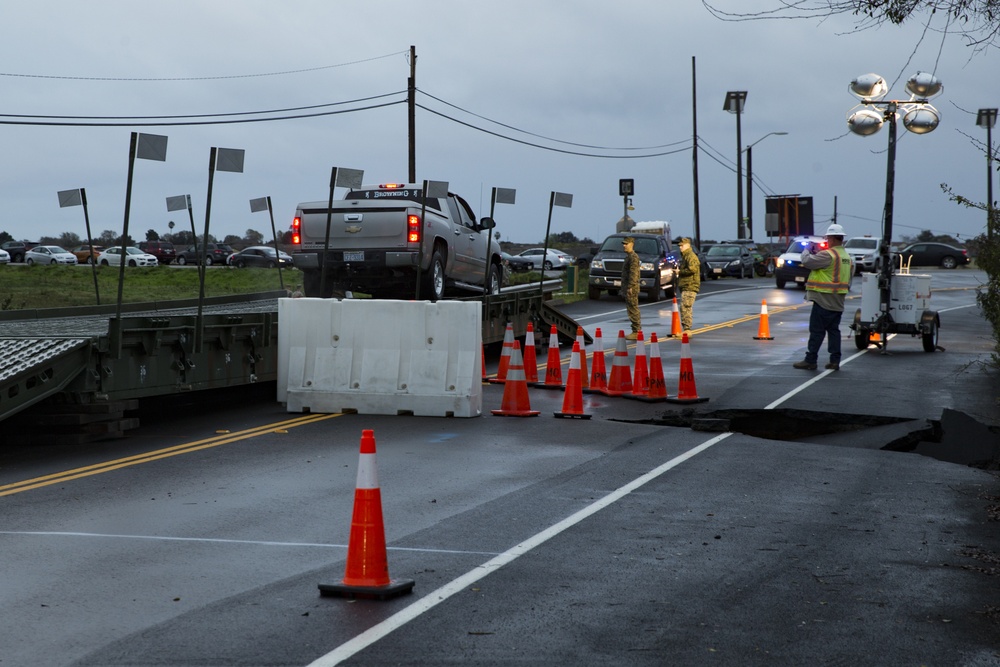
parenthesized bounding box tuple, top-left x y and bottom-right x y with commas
(585, 327, 608, 394)
(555, 341, 591, 419)
(523, 322, 540, 383)
(670, 297, 682, 337)
(666, 333, 709, 404)
(575, 326, 589, 389)
(753, 300, 774, 340)
(638, 333, 669, 402)
(489, 322, 515, 384)
(602, 330, 633, 397)
(491, 342, 540, 417)
(630, 331, 649, 397)
(536, 324, 564, 390)
(318, 429, 415, 600)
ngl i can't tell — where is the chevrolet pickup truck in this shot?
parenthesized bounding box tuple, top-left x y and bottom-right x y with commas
(291, 183, 503, 300)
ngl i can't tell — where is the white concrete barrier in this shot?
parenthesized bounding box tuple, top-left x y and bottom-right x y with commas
(277, 298, 482, 417)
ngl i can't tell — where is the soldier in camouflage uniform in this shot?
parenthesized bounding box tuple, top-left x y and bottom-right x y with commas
(677, 237, 701, 333)
(621, 236, 641, 340)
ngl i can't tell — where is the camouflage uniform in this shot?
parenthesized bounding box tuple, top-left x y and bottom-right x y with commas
(677, 238, 700, 332)
(621, 238, 641, 336)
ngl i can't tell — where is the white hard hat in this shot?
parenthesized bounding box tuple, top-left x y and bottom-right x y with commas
(825, 223, 846, 237)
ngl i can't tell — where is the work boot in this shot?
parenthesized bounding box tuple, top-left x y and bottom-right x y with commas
(825, 362, 840, 371)
(625, 332, 639, 341)
(792, 360, 817, 370)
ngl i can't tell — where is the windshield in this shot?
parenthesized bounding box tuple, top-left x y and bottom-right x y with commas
(845, 238, 878, 250)
(706, 246, 740, 258)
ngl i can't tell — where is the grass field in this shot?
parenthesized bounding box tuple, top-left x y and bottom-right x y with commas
(0, 264, 299, 311)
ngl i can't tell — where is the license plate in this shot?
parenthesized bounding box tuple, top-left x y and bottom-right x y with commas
(713, 268, 722, 274)
(612, 280, 621, 287)
(344, 251, 364, 262)
(794, 275, 805, 282)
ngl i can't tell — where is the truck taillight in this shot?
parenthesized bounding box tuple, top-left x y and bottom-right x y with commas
(407, 214, 421, 243)
(291, 216, 301, 245)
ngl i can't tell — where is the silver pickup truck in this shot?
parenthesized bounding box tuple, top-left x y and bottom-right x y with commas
(291, 183, 503, 300)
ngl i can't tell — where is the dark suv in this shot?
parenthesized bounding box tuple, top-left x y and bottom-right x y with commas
(1, 241, 36, 263)
(587, 233, 679, 302)
(176, 243, 231, 266)
(137, 240, 176, 265)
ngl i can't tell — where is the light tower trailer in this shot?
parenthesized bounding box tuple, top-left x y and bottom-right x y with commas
(850, 257, 941, 353)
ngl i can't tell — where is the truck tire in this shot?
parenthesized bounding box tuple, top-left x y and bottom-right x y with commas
(422, 248, 446, 302)
(486, 262, 502, 295)
(645, 287, 661, 302)
(588, 285, 601, 300)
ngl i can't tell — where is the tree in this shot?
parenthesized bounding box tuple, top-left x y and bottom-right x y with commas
(244, 228, 264, 245)
(702, 1, 1000, 50)
(146, 229, 160, 241)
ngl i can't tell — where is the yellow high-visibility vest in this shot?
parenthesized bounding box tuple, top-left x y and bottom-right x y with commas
(806, 246, 852, 294)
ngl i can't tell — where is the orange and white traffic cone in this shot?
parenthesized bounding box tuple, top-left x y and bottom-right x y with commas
(753, 300, 774, 340)
(318, 429, 415, 600)
(575, 326, 589, 389)
(666, 333, 709, 404)
(585, 327, 608, 394)
(536, 324, 564, 390)
(489, 322, 515, 384)
(630, 331, 649, 398)
(602, 330, 633, 397)
(640, 333, 669, 402)
(555, 341, 591, 419)
(491, 342, 541, 417)
(523, 322, 540, 384)
(670, 297, 683, 337)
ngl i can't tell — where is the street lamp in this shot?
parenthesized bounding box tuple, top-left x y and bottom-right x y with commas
(846, 70, 942, 338)
(724, 91, 748, 238)
(977, 108, 997, 241)
(744, 131, 787, 240)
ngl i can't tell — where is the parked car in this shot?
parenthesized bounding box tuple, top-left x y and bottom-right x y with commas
(97, 246, 159, 267)
(1, 241, 36, 263)
(228, 245, 292, 268)
(703, 243, 755, 279)
(0, 248, 9, 265)
(70, 244, 105, 264)
(774, 235, 828, 289)
(501, 251, 535, 272)
(176, 243, 231, 266)
(24, 245, 78, 265)
(137, 240, 176, 265)
(515, 247, 573, 271)
(892, 242, 970, 270)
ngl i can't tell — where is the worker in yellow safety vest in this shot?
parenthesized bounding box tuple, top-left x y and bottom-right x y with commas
(793, 223, 855, 372)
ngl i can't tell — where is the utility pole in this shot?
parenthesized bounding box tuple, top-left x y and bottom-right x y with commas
(691, 57, 701, 249)
(408, 45, 416, 183)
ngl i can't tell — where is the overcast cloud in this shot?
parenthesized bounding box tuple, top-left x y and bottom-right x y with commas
(1, 1, 995, 248)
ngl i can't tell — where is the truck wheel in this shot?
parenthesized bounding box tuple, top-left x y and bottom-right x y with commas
(645, 287, 661, 302)
(422, 248, 446, 302)
(486, 262, 502, 295)
(588, 285, 601, 300)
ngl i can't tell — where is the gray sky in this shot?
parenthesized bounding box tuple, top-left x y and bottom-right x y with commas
(1, 1, 995, 247)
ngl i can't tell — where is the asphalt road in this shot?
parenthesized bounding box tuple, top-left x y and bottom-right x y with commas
(1, 268, 998, 666)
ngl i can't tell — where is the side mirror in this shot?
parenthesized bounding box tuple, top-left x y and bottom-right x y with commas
(479, 217, 496, 230)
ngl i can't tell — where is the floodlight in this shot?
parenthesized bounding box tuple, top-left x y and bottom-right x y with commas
(849, 73, 888, 101)
(847, 107, 884, 136)
(905, 72, 943, 99)
(901, 104, 940, 134)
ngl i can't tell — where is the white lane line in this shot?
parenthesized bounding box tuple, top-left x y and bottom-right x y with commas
(307, 433, 732, 667)
(0, 531, 499, 557)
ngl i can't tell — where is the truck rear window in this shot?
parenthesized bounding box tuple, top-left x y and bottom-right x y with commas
(345, 189, 442, 212)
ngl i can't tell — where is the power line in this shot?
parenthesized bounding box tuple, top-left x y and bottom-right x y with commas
(0, 51, 408, 82)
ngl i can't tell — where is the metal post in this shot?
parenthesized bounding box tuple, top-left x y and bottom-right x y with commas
(745, 144, 753, 240)
(877, 103, 898, 346)
(735, 106, 744, 239)
(988, 121, 995, 242)
(266, 196, 284, 291)
(80, 188, 100, 305)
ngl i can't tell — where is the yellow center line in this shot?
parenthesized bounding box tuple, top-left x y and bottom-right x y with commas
(0, 412, 343, 497)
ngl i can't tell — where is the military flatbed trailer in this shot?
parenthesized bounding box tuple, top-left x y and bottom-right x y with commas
(0, 281, 586, 443)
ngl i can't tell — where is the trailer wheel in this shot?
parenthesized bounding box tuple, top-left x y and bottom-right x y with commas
(921, 312, 940, 352)
(853, 310, 871, 349)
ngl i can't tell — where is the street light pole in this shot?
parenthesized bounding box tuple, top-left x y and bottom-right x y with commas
(977, 108, 997, 241)
(744, 131, 787, 240)
(724, 91, 747, 239)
